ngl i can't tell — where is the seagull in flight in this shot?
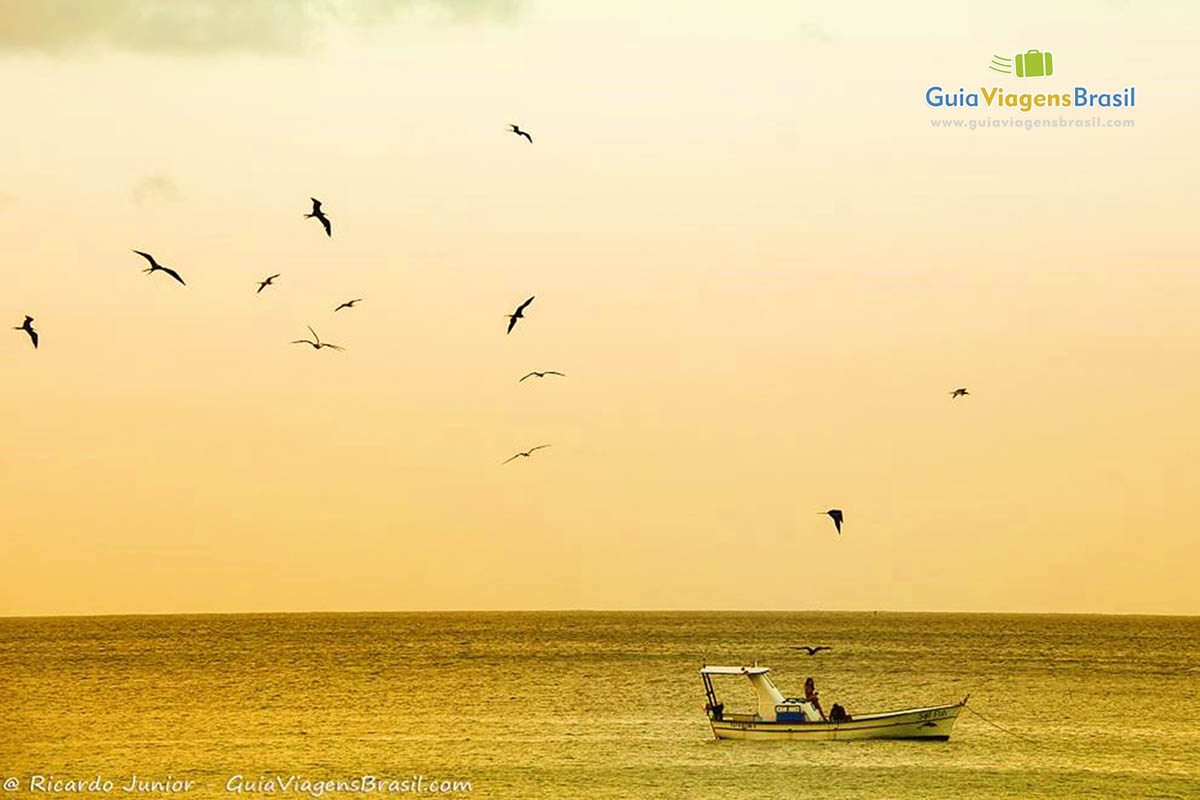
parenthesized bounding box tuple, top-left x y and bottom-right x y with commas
(13, 315, 37, 349)
(506, 296, 535, 334)
(820, 509, 844, 534)
(132, 250, 186, 285)
(950, 388, 969, 398)
(291, 325, 343, 351)
(503, 444, 551, 464)
(509, 124, 533, 143)
(305, 197, 332, 237)
(519, 370, 565, 382)
(790, 645, 832, 656)
(257, 274, 280, 293)
(334, 298, 362, 312)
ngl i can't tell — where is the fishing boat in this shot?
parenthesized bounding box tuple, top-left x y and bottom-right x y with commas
(700, 665, 967, 741)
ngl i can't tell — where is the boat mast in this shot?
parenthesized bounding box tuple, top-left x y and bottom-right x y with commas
(701, 671, 719, 715)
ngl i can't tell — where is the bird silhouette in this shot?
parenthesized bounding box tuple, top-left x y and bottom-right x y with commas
(821, 509, 843, 534)
(502, 444, 551, 464)
(257, 274, 280, 293)
(519, 370, 565, 382)
(305, 197, 332, 237)
(790, 645, 832, 656)
(509, 124, 533, 143)
(506, 296, 535, 334)
(291, 325, 343, 351)
(334, 298, 362, 312)
(132, 250, 186, 285)
(13, 315, 37, 349)
(950, 388, 969, 398)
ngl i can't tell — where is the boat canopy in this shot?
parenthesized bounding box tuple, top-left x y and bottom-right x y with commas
(701, 665, 787, 720)
(699, 665, 771, 675)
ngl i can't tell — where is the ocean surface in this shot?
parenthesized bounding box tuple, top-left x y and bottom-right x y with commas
(2, 612, 1198, 799)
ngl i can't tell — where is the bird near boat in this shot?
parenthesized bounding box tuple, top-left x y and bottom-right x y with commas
(13, 315, 37, 349)
(256, 274, 280, 293)
(334, 298, 362, 312)
(950, 388, 969, 398)
(790, 645, 832, 656)
(305, 197, 332, 237)
(509, 123, 533, 143)
(502, 444, 551, 464)
(132, 250, 186, 285)
(821, 509, 843, 534)
(518, 370, 565, 382)
(291, 325, 343, 351)
(506, 296, 535, 334)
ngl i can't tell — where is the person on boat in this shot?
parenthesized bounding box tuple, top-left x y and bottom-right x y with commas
(804, 677, 825, 720)
(829, 703, 851, 722)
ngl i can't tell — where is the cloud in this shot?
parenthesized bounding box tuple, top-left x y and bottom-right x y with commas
(131, 175, 181, 205)
(0, 0, 518, 55)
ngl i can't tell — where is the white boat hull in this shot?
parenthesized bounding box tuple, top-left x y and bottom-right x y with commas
(710, 701, 964, 741)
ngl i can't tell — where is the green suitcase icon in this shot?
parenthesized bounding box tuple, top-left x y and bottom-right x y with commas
(1014, 49, 1053, 78)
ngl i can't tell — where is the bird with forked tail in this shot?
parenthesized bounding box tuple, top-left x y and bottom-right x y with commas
(291, 325, 343, 351)
(503, 444, 550, 464)
(506, 296, 534, 334)
(791, 645, 832, 656)
(13, 315, 37, 349)
(305, 197, 332, 237)
(519, 370, 564, 382)
(132, 250, 186, 285)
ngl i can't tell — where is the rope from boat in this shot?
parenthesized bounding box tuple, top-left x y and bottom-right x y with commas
(962, 703, 1036, 743)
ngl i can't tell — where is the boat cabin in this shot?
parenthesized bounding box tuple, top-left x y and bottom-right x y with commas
(700, 665, 824, 723)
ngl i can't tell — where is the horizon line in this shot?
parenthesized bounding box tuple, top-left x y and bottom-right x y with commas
(2, 608, 1197, 621)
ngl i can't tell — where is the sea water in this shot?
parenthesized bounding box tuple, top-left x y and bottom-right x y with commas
(2, 612, 1198, 799)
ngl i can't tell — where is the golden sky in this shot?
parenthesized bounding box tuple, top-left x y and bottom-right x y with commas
(2, 1, 1198, 616)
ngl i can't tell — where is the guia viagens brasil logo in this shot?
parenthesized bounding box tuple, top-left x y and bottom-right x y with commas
(926, 49, 1135, 113)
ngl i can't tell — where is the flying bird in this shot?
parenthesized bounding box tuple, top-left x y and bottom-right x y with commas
(509, 124, 533, 143)
(950, 388, 969, 398)
(132, 250, 186, 285)
(13, 315, 37, 349)
(291, 325, 343, 351)
(257, 274, 280, 293)
(790, 645, 832, 656)
(334, 298, 362, 312)
(502, 444, 551, 464)
(820, 509, 844, 534)
(519, 370, 565, 382)
(506, 296, 535, 334)
(305, 197, 332, 237)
